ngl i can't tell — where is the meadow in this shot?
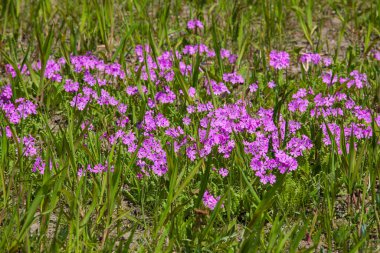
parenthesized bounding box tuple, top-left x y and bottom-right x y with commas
(0, 0, 380, 252)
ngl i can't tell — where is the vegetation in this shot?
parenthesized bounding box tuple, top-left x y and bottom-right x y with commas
(0, 0, 380, 252)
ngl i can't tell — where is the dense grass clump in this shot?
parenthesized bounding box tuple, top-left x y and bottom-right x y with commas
(1, 0, 380, 252)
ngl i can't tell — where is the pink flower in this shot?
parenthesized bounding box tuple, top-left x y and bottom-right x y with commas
(187, 19, 203, 30)
(218, 168, 229, 177)
(268, 81, 276, 89)
(183, 117, 191, 126)
(300, 53, 321, 65)
(22, 136, 37, 157)
(203, 190, 222, 210)
(188, 87, 196, 98)
(373, 50, 380, 61)
(33, 157, 46, 174)
(323, 57, 332, 67)
(269, 50, 290, 69)
(70, 93, 90, 110)
(222, 72, 244, 84)
(64, 79, 79, 92)
(249, 83, 258, 92)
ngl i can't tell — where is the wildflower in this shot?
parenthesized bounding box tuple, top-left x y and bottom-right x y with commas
(70, 93, 90, 110)
(228, 54, 238, 64)
(187, 105, 196, 114)
(269, 50, 290, 69)
(33, 59, 62, 81)
(218, 168, 229, 177)
(5, 126, 12, 138)
(375, 115, 380, 127)
(155, 87, 176, 104)
(321, 71, 338, 86)
(288, 98, 309, 112)
(300, 53, 321, 65)
(203, 190, 222, 210)
(323, 57, 332, 67)
(118, 103, 128, 114)
(187, 19, 203, 30)
(0, 85, 13, 100)
(207, 49, 216, 58)
(183, 45, 197, 55)
(157, 52, 173, 70)
(373, 50, 380, 61)
(83, 71, 96, 86)
(5, 64, 29, 78)
(205, 80, 230, 95)
(347, 70, 368, 89)
(268, 81, 276, 89)
(186, 144, 197, 161)
(222, 72, 244, 84)
(183, 117, 191, 126)
(147, 98, 156, 108)
(78, 167, 85, 177)
(188, 87, 196, 98)
(137, 136, 168, 176)
(165, 126, 184, 138)
(33, 157, 46, 174)
(22, 135, 37, 157)
(292, 88, 307, 99)
(179, 62, 192, 76)
(249, 83, 258, 92)
(64, 79, 79, 93)
(155, 113, 170, 128)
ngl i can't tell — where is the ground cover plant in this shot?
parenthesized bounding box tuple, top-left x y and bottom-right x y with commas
(1, 0, 380, 252)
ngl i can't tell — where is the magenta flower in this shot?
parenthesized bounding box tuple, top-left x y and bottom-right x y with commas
(203, 190, 222, 210)
(137, 136, 168, 176)
(187, 19, 203, 30)
(292, 88, 307, 99)
(220, 49, 230, 58)
(179, 62, 192, 76)
(347, 70, 368, 89)
(321, 71, 338, 86)
(5, 126, 12, 138)
(183, 117, 191, 126)
(249, 83, 258, 92)
(268, 81, 276, 89)
(373, 50, 380, 61)
(222, 72, 244, 84)
(300, 53, 321, 65)
(70, 93, 90, 110)
(218, 168, 229, 177)
(269, 50, 290, 69)
(22, 135, 37, 157)
(5, 64, 30, 78)
(1, 85, 13, 100)
(0, 86, 37, 124)
(33, 157, 46, 174)
(155, 87, 176, 104)
(77, 167, 84, 177)
(205, 80, 230, 95)
(375, 115, 380, 127)
(64, 79, 79, 93)
(288, 98, 309, 112)
(323, 57, 332, 67)
(188, 87, 196, 98)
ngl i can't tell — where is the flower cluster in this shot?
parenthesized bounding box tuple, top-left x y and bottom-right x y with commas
(203, 191, 222, 210)
(187, 19, 203, 30)
(269, 50, 290, 69)
(0, 85, 37, 124)
(1, 19, 380, 212)
(300, 53, 321, 65)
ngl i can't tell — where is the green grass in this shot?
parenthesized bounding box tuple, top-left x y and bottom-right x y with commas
(0, 0, 380, 252)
